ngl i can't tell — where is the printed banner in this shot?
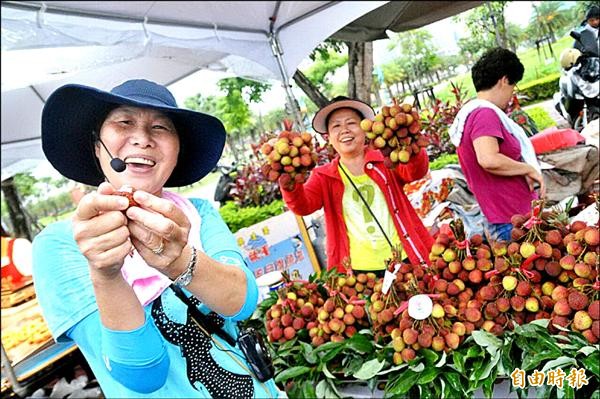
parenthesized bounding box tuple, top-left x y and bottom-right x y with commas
(234, 211, 318, 280)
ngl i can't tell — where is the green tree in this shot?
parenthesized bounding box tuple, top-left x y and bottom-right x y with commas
(571, 1, 596, 26)
(217, 77, 271, 156)
(387, 28, 441, 90)
(184, 93, 219, 115)
(292, 40, 346, 109)
(505, 22, 525, 53)
(380, 60, 407, 101)
(303, 50, 348, 98)
(261, 108, 287, 133)
(454, 2, 508, 60)
(11, 173, 39, 198)
(530, 1, 570, 42)
(438, 54, 464, 77)
(184, 78, 270, 161)
(1, 175, 35, 239)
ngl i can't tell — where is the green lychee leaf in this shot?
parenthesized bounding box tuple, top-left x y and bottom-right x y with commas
(352, 358, 386, 380)
(315, 379, 341, 399)
(452, 350, 465, 374)
(580, 351, 599, 377)
(274, 365, 311, 383)
(471, 330, 502, 356)
(419, 348, 439, 366)
(344, 333, 373, 353)
(417, 366, 440, 384)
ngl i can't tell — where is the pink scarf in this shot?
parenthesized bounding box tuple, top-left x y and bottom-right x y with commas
(120, 191, 203, 306)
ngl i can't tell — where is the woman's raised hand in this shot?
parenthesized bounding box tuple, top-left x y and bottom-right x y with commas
(72, 182, 132, 279)
(125, 190, 191, 277)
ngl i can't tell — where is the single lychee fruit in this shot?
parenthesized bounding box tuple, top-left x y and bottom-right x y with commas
(402, 328, 418, 345)
(535, 242, 553, 258)
(444, 332, 460, 350)
(582, 329, 598, 344)
(401, 348, 416, 362)
(464, 308, 482, 323)
(479, 285, 498, 301)
(551, 285, 569, 301)
(589, 300, 600, 320)
(525, 297, 539, 312)
(496, 297, 511, 313)
(511, 228, 526, 241)
(515, 281, 532, 297)
(553, 298, 571, 316)
(502, 275, 518, 291)
(593, 320, 600, 339)
(484, 302, 500, 319)
(470, 234, 484, 246)
(418, 332, 433, 348)
(510, 296, 525, 312)
(568, 291, 589, 311)
(569, 220, 587, 233)
(519, 242, 536, 258)
(511, 214, 527, 227)
(494, 257, 510, 273)
(544, 230, 563, 246)
(566, 241, 584, 256)
(573, 311, 593, 331)
(283, 326, 296, 340)
(583, 228, 599, 246)
(559, 255, 576, 270)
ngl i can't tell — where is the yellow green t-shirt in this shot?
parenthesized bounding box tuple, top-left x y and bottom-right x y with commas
(339, 165, 405, 271)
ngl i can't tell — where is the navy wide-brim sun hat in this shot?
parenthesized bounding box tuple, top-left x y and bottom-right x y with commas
(41, 79, 227, 187)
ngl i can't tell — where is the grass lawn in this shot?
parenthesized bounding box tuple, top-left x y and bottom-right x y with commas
(434, 35, 573, 103)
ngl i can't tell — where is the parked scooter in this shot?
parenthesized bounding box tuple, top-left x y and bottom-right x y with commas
(553, 30, 600, 132)
(213, 163, 238, 206)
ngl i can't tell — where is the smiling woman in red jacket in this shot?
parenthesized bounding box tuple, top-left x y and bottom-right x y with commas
(279, 96, 433, 274)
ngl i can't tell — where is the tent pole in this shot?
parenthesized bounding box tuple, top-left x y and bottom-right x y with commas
(268, 33, 305, 131)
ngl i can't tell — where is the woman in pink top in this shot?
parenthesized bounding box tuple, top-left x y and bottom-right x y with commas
(452, 48, 546, 241)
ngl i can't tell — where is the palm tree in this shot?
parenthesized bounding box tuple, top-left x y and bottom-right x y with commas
(530, 1, 569, 42)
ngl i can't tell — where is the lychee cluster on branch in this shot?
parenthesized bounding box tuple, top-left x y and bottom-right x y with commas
(259, 119, 319, 191)
(361, 99, 429, 168)
(261, 198, 600, 355)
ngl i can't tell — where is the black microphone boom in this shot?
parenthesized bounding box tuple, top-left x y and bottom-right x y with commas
(97, 138, 126, 172)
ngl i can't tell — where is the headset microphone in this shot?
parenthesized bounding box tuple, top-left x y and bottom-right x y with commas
(110, 158, 127, 173)
(96, 137, 126, 173)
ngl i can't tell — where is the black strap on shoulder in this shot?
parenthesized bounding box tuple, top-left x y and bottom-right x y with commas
(169, 284, 237, 347)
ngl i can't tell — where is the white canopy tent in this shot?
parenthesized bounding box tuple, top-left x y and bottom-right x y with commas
(1, 1, 390, 178)
(1, 1, 481, 178)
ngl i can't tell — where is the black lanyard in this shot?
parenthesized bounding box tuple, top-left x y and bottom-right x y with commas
(338, 162, 394, 250)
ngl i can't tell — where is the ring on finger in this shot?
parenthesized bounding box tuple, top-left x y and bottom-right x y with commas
(151, 238, 165, 255)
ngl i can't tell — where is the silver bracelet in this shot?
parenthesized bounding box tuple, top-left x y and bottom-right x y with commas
(173, 246, 197, 288)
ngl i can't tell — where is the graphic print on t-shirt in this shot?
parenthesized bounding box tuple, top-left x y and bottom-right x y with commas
(352, 184, 376, 234)
(151, 295, 254, 398)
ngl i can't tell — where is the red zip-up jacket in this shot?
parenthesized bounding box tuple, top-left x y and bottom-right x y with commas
(282, 147, 434, 272)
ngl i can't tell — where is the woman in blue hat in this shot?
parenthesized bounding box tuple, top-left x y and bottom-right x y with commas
(32, 79, 282, 398)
